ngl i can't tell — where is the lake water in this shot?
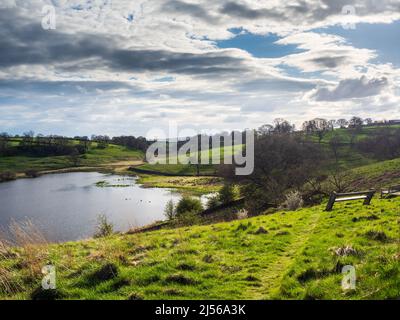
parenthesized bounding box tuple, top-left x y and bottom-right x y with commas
(0, 172, 197, 242)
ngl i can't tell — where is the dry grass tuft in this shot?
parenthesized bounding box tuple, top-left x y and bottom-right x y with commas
(0, 266, 18, 295)
(7, 219, 48, 280)
(0, 238, 21, 294)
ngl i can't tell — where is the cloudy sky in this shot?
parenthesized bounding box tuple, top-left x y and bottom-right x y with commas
(0, 0, 399, 137)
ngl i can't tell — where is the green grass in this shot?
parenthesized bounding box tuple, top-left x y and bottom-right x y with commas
(2, 197, 398, 300)
(135, 144, 244, 176)
(307, 125, 400, 170)
(346, 158, 400, 190)
(137, 175, 223, 195)
(311, 125, 400, 145)
(135, 163, 217, 176)
(0, 144, 143, 174)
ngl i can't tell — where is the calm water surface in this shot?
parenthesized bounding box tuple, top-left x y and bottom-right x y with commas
(0, 172, 198, 242)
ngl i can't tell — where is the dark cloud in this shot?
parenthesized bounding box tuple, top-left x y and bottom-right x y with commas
(0, 80, 136, 95)
(0, 8, 245, 76)
(220, 2, 283, 20)
(313, 76, 389, 101)
(235, 77, 316, 92)
(311, 56, 348, 69)
(219, 0, 400, 25)
(162, 0, 219, 23)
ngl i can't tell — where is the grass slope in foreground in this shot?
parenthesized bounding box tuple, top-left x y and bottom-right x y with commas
(1, 198, 399, 300)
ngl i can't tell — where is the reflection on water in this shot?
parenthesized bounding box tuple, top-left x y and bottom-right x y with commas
(0, 172, 201, 242)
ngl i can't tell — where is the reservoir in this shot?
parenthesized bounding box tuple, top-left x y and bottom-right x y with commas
(0, 172, 188, 242)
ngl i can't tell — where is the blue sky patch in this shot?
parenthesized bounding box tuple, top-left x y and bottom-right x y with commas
(152, 76, 175, 82)
(315, 20, 400, 66)
(216, 28, 305, 58)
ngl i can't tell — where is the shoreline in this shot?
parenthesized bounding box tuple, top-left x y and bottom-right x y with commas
(0, 159, 144, 182)
(2, 164, 221, 196)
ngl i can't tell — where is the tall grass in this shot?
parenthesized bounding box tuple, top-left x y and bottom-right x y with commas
(2, 220, 48, 284)
(0, 239, 18, 295)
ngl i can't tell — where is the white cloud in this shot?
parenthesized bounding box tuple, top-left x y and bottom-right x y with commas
(0, 1, 400, 135)
(311, 76, 389, 101)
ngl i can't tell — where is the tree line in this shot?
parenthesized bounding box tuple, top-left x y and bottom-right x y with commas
(0, 132, 154, 157)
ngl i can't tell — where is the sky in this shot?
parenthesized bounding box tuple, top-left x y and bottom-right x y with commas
(0, 0, 399, 137)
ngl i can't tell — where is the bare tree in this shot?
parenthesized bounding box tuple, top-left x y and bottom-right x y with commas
(329, 134, 343, 164)
(364, 118, 373, 126)
(328, 119, 336, 131)
(349, 116, 363, 128)
(273, 118, 294, 134)
(69, 148, 81, 167)
(257, 124, 274, 136)
(336, 119, 349, 128)
(302, 118, 329, 143)
(0, 132, 10, 155)
(327, 167, 351, 193)
(348, 116, 363, 146)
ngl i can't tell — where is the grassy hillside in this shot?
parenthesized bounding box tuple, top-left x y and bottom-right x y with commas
(0, 143, 144, 175)
(133, 144, 243, 176)
(315, 125, 400, 145)
(136, 125, 400, 176)
(308, 125, 400, 170)
(347, 158, 400, 190)
(1, 197, 398, 300)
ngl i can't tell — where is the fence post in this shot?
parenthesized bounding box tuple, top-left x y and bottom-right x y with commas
(363, 190, 375, 205)
(325, 192, 337, 211)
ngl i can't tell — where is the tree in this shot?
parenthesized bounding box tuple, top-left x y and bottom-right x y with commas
(164, 199, 176, 220)
(328, 119, 336, 131)
(69, 148, 81, 166)
(92, 135, 110, 149)
(356, 128, 400, 160)
(336, 119, 349, 128)
(302, 118, 329, 143)
(0, 132, 10, 155)
(329, 134, 343, 164)
(364, 118, 373, 126)
(236, 134, 324, 213)
(77, 136, 91, 151)
(257, 124, 274, 136)
(206, 195, 221, 210)
(348, 116, 363, 146)
(273, 118, 294, 134)
(218, 184, 235, 204)
(302, 120, 317, 135)
(327, 167, 350, 193)
(349, 116, 363, 128)
(175, 197, 203, 216)
(21, 130, 35, 147)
